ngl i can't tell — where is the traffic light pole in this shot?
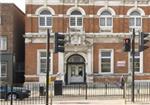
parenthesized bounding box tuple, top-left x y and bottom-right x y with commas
(131, 29, 135, 102)
(46, 29, 50, 105)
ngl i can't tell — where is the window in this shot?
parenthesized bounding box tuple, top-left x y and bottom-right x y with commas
(100, 11, 112, 32)
(39, 51, 51, 74)
(68, 54, 85, 63)
(99, 49, 114, 73)
(0, 62, 7, 77)
(129, 11, 141, 32)
(39, 10, 52, 27)
(0, 36, 7, 50)
(37, 50, 52, 75)
(70, 10, 83, 27)
(129, 52, 142, 73)
(0, 16, 1, 25)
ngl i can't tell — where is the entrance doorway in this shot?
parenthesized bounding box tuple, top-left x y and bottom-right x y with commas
(66, 54, 86, 84)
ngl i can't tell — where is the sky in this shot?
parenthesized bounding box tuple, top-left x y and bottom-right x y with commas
(0, 0, 25, 13)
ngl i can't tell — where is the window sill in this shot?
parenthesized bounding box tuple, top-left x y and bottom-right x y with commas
(39, 26, 52, 28)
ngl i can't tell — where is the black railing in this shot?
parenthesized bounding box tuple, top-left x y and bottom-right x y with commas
(0, 82, 125, 105)
(60, 83, 124, 97)
(125, 82, 150, 103)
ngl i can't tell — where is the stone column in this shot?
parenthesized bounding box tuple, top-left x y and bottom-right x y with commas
(58, 53, 64, 82)
(86, 47, 93, 83)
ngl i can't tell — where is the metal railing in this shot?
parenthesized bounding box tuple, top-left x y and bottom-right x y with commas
(60, 83, 124, 97)
(0, 82, 125, 105)
(125, 82, 150, 103)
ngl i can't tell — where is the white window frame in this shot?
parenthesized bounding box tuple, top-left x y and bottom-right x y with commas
(39, 11, 52, 28)
(69, 14, 83, 29)
(99, 49, 114, 74)
(128, 51, 143, 73)
(0, 16, 1, 25)
(129, 11, 142, 32)
(37, 49, 53, 75)
(100, 11, 113, 33)
(0, 62, 7, 77)
(0, 36, 7, 51)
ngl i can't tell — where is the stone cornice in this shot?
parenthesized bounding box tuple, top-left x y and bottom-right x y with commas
(26, 0, 150, 6)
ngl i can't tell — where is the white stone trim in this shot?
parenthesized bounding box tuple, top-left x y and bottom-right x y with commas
(97, 7, 116, 16)
(140, 51, 144, 73)
(89, 15, 94, 18)
(25, 75, 38, 78)
(127, 7, 145, 16)
(135, 80, 150, 82)
(26, 0, 150, 6)
(65, 52, 87, 64)
(66, 7, 86, 15)
(25, 32, 54, 36)
(24, 32, 135, 38)
(58, 53, 65, 81)
(26, 13, 150, 18)
(87, 48, 93, 74)
(35, 6, 55, 15)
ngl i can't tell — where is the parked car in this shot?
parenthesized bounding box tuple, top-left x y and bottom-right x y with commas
(0, 85, 31, 100)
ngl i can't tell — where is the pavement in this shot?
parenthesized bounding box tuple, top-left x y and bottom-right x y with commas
(26, 99, 149, 105)
(1, 98, 149, 105)
(1, 95, 149, 105)
(52, 99, 149, 105)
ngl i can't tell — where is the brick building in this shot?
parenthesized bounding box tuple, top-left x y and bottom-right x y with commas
(0, 3, 25, 84)
(25, 0, 150, 84)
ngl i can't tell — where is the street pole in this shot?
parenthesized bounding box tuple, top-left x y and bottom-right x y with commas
(10, 84, 13, 105)
(131, 28, 135, 102)
(46, 29, 50, 105)
(10, 54, 15, 105)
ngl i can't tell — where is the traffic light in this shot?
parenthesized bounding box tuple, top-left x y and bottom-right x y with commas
(54, 32, 65, 53)
(123, 38, 131, 52)
(139, 32, 149, 52)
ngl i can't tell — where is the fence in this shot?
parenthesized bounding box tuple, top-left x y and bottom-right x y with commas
(61, 83, 124, 97)
(0, 82, 124, 105)
(125, 82, 150, 103)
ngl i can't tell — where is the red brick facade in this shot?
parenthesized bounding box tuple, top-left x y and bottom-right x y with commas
(25, 0, 150, 83)
(0, 3, 25, 83)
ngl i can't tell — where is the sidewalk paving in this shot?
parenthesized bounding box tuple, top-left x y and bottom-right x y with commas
(52, 99, 149, 105)
(1, 97, 149, 105)
(9, 99, 148, 105)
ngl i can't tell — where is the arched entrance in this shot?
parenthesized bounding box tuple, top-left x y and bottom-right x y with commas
(65, 54, 86, 84)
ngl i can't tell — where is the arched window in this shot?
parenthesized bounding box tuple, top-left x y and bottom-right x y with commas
(39, 10, 52, 27)
(129, 11, 141, 28)
(67, 54, 85, 63)
(100, 11, 112, 32)
(70, 10, 83, 27)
